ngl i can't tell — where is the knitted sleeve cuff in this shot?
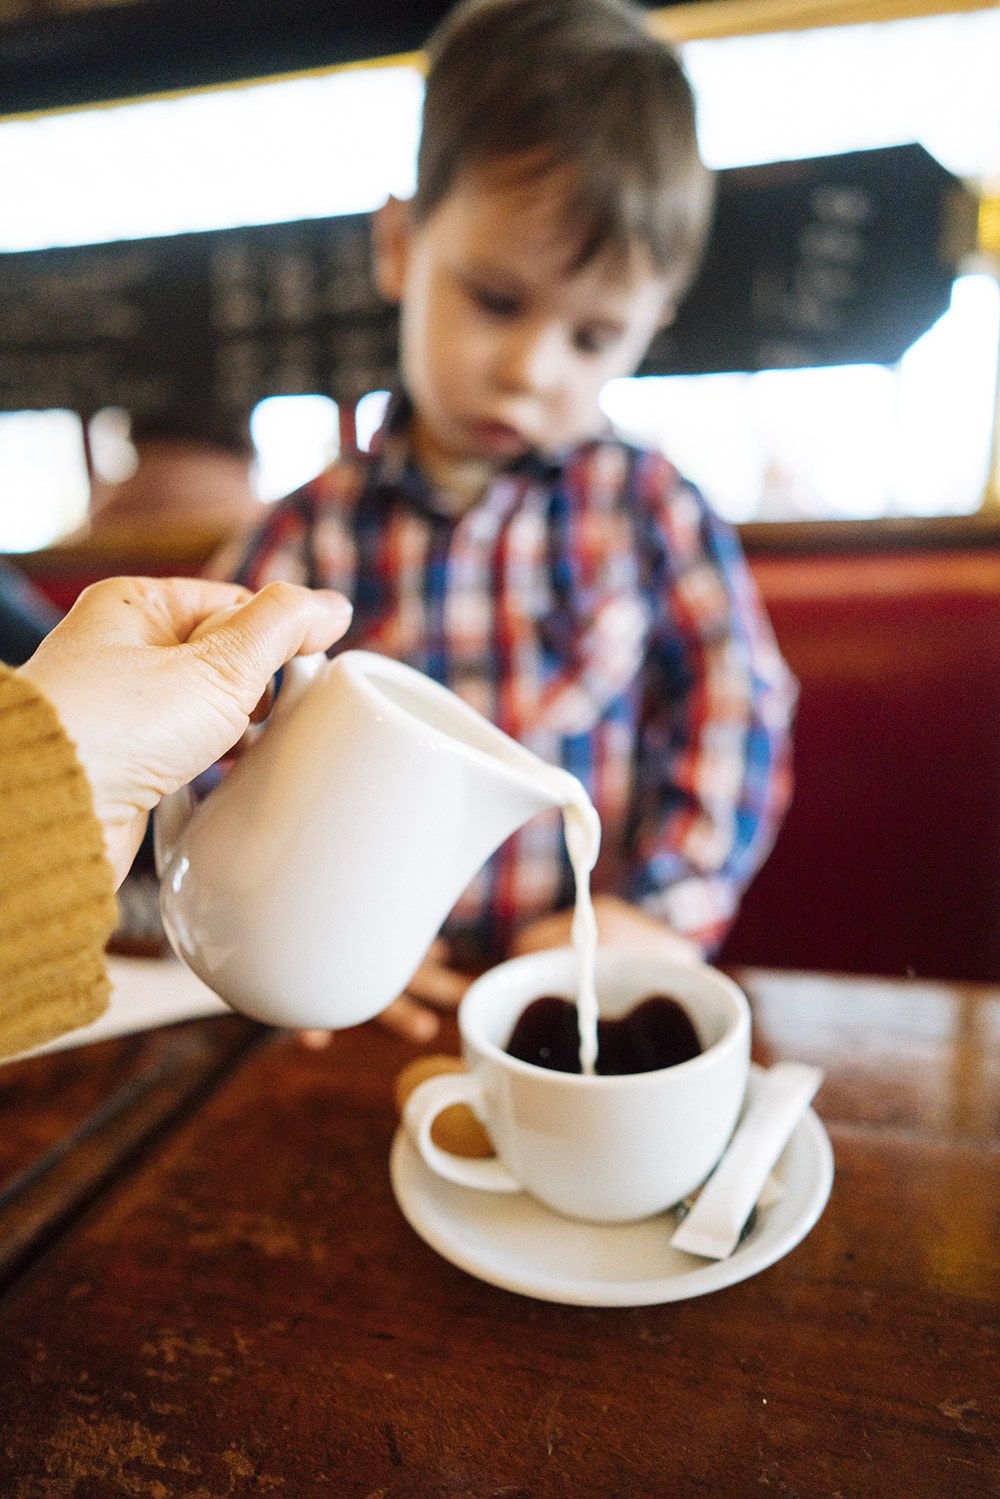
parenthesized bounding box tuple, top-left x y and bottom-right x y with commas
(0, 664, 118, 1060)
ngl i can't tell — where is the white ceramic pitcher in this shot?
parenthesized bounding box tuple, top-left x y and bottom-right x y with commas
(154, 649, 595, 1030)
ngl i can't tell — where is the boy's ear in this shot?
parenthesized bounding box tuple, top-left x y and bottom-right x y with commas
(371, 195, 412, 304)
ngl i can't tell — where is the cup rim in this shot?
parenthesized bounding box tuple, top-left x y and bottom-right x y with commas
(459, 947, 750, 1087)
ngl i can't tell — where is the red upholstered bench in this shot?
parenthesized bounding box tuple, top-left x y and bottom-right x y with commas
(721, 540, 1000, 982)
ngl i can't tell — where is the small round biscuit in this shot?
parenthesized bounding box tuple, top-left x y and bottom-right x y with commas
(393, 1054, 495, 1159)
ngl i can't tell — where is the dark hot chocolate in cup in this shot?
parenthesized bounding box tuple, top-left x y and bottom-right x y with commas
(506, 992, 702, 1074)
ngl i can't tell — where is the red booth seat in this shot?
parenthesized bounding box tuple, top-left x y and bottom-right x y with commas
(721, 545, 1000, 981)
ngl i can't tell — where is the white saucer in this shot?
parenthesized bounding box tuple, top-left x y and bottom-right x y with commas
(389, 1071, 834, 1307)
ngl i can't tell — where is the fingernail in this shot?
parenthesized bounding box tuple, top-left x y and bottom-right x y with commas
(316, 591, 353, 624)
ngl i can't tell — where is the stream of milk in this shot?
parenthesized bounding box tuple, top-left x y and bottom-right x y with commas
(561, 792, 602, 1075)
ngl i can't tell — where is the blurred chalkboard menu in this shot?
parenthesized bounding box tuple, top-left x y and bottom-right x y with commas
(643, 144, 977, 377)
(0, 213, 398, 427)
(0, 144, 977, 431)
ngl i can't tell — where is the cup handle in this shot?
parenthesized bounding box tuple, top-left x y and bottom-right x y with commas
(403, 1073, 522, 1193)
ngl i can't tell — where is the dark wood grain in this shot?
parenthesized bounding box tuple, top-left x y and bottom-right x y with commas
(0, 1015, 260, 1292)
(0, 972, 997, 1497)
(735, 969, 1000, 1144)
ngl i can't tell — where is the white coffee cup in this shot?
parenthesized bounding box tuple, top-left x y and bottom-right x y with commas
(403, 947, 751, 1224)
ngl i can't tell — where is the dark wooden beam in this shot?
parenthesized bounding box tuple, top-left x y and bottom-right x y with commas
(0, 0, 667, 116)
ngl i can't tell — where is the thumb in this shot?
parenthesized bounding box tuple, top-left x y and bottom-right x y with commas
(190, 583, 353, 708)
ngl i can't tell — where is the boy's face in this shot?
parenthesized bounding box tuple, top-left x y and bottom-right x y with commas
(374, 166, 673, 485)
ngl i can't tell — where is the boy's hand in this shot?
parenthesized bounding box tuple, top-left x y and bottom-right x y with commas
(379, 937, 472, 1042)
(511, 893, 701, 964)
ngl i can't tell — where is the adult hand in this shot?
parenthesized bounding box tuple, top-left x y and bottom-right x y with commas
(511, 892, 702, 964)
(19, 575, 353, 887)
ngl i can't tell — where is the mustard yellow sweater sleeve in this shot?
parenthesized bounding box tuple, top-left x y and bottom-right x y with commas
(0, 663, 117, 1060)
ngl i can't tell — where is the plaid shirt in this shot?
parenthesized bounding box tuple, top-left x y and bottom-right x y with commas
(225, 399, 796, 961)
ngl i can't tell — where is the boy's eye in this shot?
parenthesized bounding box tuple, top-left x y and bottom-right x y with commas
(574, 325, 620, 356)
(468, 283, 521, 318)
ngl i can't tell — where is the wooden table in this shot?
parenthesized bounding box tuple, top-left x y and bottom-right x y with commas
(0, 967, 997, 1496)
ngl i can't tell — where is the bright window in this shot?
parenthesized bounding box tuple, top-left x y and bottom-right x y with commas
(356, 390, 392, 452)
(0, 66, 423, 252)
(0, 411, 90, 549)
(680, 10, 1000, 181)
(250, 394, 340, 502)
(601, 272, 1000, 523)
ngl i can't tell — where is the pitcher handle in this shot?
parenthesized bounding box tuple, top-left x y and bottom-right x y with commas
(153, 650, 328, 876)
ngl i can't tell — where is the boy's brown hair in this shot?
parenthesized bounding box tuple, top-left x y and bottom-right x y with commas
(415, 0, 714, 302)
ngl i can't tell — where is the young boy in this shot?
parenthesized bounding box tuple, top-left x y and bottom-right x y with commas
(217, 0, 797, 1040)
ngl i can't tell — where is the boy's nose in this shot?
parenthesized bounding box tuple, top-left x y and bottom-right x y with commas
(495, 323, 563, 397)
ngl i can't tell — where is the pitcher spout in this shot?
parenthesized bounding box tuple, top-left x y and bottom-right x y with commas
(457, 739, 602, 883)
(344, 648, 601, 854)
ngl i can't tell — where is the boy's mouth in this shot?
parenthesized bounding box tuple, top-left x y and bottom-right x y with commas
(469, 419, 530, 456)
